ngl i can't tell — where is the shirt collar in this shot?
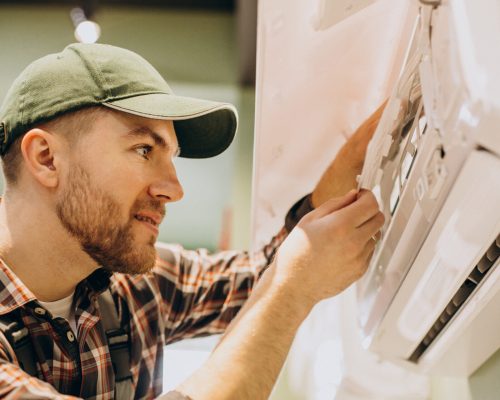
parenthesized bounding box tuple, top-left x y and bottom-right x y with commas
(0, 260, 112, 316)
(80, 267, 113, 296)
(0, 260, 37, 315)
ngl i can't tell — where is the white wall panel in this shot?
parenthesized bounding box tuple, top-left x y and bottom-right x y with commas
(252, 0, 416, 246)
(252, 1, 429, 398)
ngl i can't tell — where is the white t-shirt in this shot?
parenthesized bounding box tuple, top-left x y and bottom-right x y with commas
(39, 292, 77, 335)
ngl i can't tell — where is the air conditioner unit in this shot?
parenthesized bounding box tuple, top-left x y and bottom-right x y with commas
(357, 0, 500, 377)
(311, 0, 377, 30)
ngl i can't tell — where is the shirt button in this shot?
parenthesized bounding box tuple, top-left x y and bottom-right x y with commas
(66, 331, 75, 342)
(34, 307, 46, 316)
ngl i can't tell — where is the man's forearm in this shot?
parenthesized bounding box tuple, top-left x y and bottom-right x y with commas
(159, 191, 384, 400)
(175, 266, 312, 400)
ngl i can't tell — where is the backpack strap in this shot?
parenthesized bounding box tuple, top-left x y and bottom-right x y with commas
(0, 310, 38, 377)
(0, 292, 133, 399)
(97, 289, 134, 400)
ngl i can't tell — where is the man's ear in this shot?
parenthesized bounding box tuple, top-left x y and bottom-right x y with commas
(20, 128, 63, 188)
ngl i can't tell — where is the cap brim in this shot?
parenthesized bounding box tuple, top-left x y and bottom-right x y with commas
(102, 93, 238, 158)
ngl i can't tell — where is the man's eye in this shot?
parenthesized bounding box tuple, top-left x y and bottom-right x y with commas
(135, 145, 153, 159)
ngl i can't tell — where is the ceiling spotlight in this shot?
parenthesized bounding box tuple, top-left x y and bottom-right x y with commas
(75, 20, 101, 43)
(70, 7, 101, 44)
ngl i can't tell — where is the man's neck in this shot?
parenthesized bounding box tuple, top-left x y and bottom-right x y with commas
(0, 191, 98, 302)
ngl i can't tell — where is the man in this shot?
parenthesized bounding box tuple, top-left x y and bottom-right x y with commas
(0, 43, 384, 400)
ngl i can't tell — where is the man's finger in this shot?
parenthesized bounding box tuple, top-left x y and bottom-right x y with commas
(336, 190, 380, 227)
(313, 189, 358, 218)
(361, 236, 377, 262)
(350, 242, 375, 280)
(356, 211, 385, 241)
(364, 245, 376, 265)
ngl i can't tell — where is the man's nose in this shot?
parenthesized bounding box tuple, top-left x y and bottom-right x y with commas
(148, 164, 184, 203)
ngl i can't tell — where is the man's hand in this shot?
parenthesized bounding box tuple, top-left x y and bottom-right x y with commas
(311, 101, 387, 207)
(173, 190, 384, 400)
(275, 189, 384, 304)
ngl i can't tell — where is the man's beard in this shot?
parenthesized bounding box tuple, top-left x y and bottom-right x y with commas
(56, 165, 164, 274)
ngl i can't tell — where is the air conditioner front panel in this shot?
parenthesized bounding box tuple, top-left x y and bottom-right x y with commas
(423, 256, 500, 376)
(370, 149, 500, 374)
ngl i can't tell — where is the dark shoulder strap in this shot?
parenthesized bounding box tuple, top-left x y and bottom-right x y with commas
(97, 289, 134, 400)
(0, 311, 38, 377)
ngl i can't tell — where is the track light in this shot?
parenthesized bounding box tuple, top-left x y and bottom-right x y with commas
(70, 7, 101, 44)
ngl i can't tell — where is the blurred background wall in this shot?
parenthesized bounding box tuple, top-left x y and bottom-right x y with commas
(0, 0, 259, 393)
(0, 0, 258, 252)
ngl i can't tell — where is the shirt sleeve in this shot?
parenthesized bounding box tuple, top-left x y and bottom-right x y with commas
(152, 194, 313, 343)
(0, 339, 79, 400)
(153, 226, 288, 344)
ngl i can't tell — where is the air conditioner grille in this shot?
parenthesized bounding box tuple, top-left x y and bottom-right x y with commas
(408, 234, 500, 363)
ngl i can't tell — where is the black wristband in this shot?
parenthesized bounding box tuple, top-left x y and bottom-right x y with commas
(284, 194, 315, 232)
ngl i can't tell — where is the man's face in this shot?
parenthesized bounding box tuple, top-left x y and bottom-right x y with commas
(56, 110, 184, 274)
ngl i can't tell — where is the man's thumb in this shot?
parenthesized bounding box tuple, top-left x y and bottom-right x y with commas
(313, 189, 358, 218)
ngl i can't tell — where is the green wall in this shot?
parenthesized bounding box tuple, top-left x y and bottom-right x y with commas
(0, 4, 254, 251)
(470, 348, 500, 400)
(431, 347, 500, 400)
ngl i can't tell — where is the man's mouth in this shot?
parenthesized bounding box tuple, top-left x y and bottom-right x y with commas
(134, 212, 163, 233)
(134, 215, 159, 226)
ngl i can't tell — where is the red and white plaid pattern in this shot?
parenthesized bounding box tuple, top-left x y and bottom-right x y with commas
(0, 228, 287, 400)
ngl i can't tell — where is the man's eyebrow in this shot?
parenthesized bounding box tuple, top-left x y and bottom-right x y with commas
(124, 126, 180, 156)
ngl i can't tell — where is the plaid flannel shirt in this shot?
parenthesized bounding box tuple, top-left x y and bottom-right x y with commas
(0, 194, 313, 400)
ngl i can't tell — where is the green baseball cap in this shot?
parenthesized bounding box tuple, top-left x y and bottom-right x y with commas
(0, 43, 238, 158)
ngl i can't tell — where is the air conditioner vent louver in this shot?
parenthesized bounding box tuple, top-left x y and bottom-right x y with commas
(408, 234, 500, 363)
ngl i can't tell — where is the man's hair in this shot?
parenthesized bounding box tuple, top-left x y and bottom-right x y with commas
(1, 106, 111, 185)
